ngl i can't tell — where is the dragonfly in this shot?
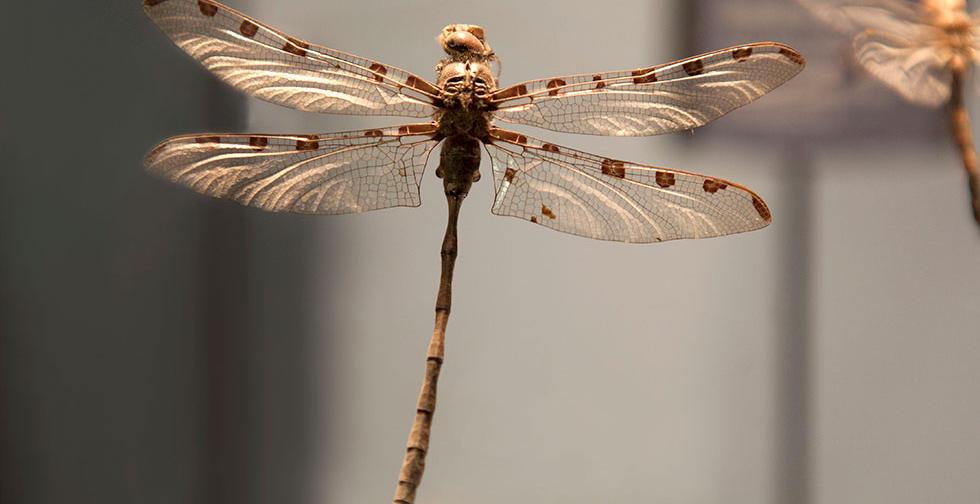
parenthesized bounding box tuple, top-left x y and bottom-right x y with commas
(143, 1, 804, 502)
(798, 0, 980, 225)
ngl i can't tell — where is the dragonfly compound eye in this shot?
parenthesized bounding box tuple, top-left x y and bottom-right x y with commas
(444, 31, 486, 55)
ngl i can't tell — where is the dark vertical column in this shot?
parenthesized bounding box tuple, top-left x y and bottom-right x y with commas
(244, 213, 318, 504)
(197, 70, 252, 504)
(0, 2, 245, 504)
(680, 2, 814, 502)
(194, 26, 320, 504)
(0, 2, 319, 504)
(774, 150, 812, 504)
(194, 32, 320, 504)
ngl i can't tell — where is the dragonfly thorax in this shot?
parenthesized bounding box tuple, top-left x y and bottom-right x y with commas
(433, 32, 496, 195)
(923, 0, 975, 69)
(437, 61, 496, 112)
(924, 0, 969, 28)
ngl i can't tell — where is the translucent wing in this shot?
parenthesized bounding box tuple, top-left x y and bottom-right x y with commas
(853, 28, 951, 106)
(798, 0, 951, 106)
(144, 0, 440, 117)
(483, 128, 771, 243)
(488, 43, 805, 137)
(796, 0, 926, 38)
(145, 124, 441, 214)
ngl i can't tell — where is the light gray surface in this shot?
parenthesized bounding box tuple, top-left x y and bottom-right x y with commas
(247, 1, 980, 504)
(811, 145, 980, 504)
(250, 1, 784, 503)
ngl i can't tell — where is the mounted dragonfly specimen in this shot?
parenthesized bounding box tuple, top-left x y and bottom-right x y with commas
(143, 0, 804, 501)
(799, 0, 980, 226)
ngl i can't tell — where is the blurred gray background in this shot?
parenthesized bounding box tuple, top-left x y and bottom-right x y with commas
(2, 1, 979, 504)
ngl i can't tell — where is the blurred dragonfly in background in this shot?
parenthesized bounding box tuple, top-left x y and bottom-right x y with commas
(143, 0, 804, 502)
(799, 0, 980, 226)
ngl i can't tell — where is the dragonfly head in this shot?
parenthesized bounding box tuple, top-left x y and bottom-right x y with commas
(439, 24, 493, 58)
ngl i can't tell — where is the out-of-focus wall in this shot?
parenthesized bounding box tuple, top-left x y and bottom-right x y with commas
(252, 1, 980, 504)
(811, 145, 980, 504)
(1, 2, 320, 504)
(3, 2, 976, 504)
(252, 1, 791, 503)
(0, 3, 242, 502)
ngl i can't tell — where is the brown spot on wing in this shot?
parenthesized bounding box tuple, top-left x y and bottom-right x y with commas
(541, 143, 560, 153)
(143, 0, 167, 6)
(779, 47, 806, 66)
(504, 168, 517, 183)
(296, 135, 319, 151)
(197, 0, 218, 16)
(752, 196, 772, 221)
(196, 136, 220, 144)
(369, 63, 388, 83)
(702, 179, 728, 193)
(655, 171, 675, 188)
(283, 37, 310, 57)
(491, 128, 528, 146)
(249, 136, 268, 150)
(493, 83, 528, 101)
(632, 68, 657, 84)
(364, 129, 384, 137)
(546, 79, 566, 97)
(530, 216, 538, 223)
(732, 47, 753, 62)
(541, 204, 556, 220)
(593, 74, 606, 90)
(405, 75, 440, 96)
(601, 159, 626, 179)
(240, 20, 259, 38)
(397, 123, 439, 136)
(683, 59, 704, 76)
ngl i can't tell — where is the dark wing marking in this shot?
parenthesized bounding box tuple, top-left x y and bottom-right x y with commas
(144, 0, 440, 117)
(489, 43, 805, 136)
(483, 127, 771, 243)
(145, 124, 441, 214)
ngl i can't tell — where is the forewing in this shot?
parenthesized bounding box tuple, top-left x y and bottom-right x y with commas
(144, 0, 440, 117)
(483, 128, 771, 243)
(853, 28, 951, 106)
(145, 125, 441, 214)
(796, 0, 925, 38)
(490, 43, 805, 137)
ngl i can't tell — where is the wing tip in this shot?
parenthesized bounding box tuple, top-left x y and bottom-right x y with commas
(751, 194, 773, 224)
(778, 45, 807, 68)
(746, 41, 807, 68)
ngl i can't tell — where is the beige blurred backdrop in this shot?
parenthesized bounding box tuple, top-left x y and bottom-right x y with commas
(244, 1, 980, 504)
(3, 2, 977, 504)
